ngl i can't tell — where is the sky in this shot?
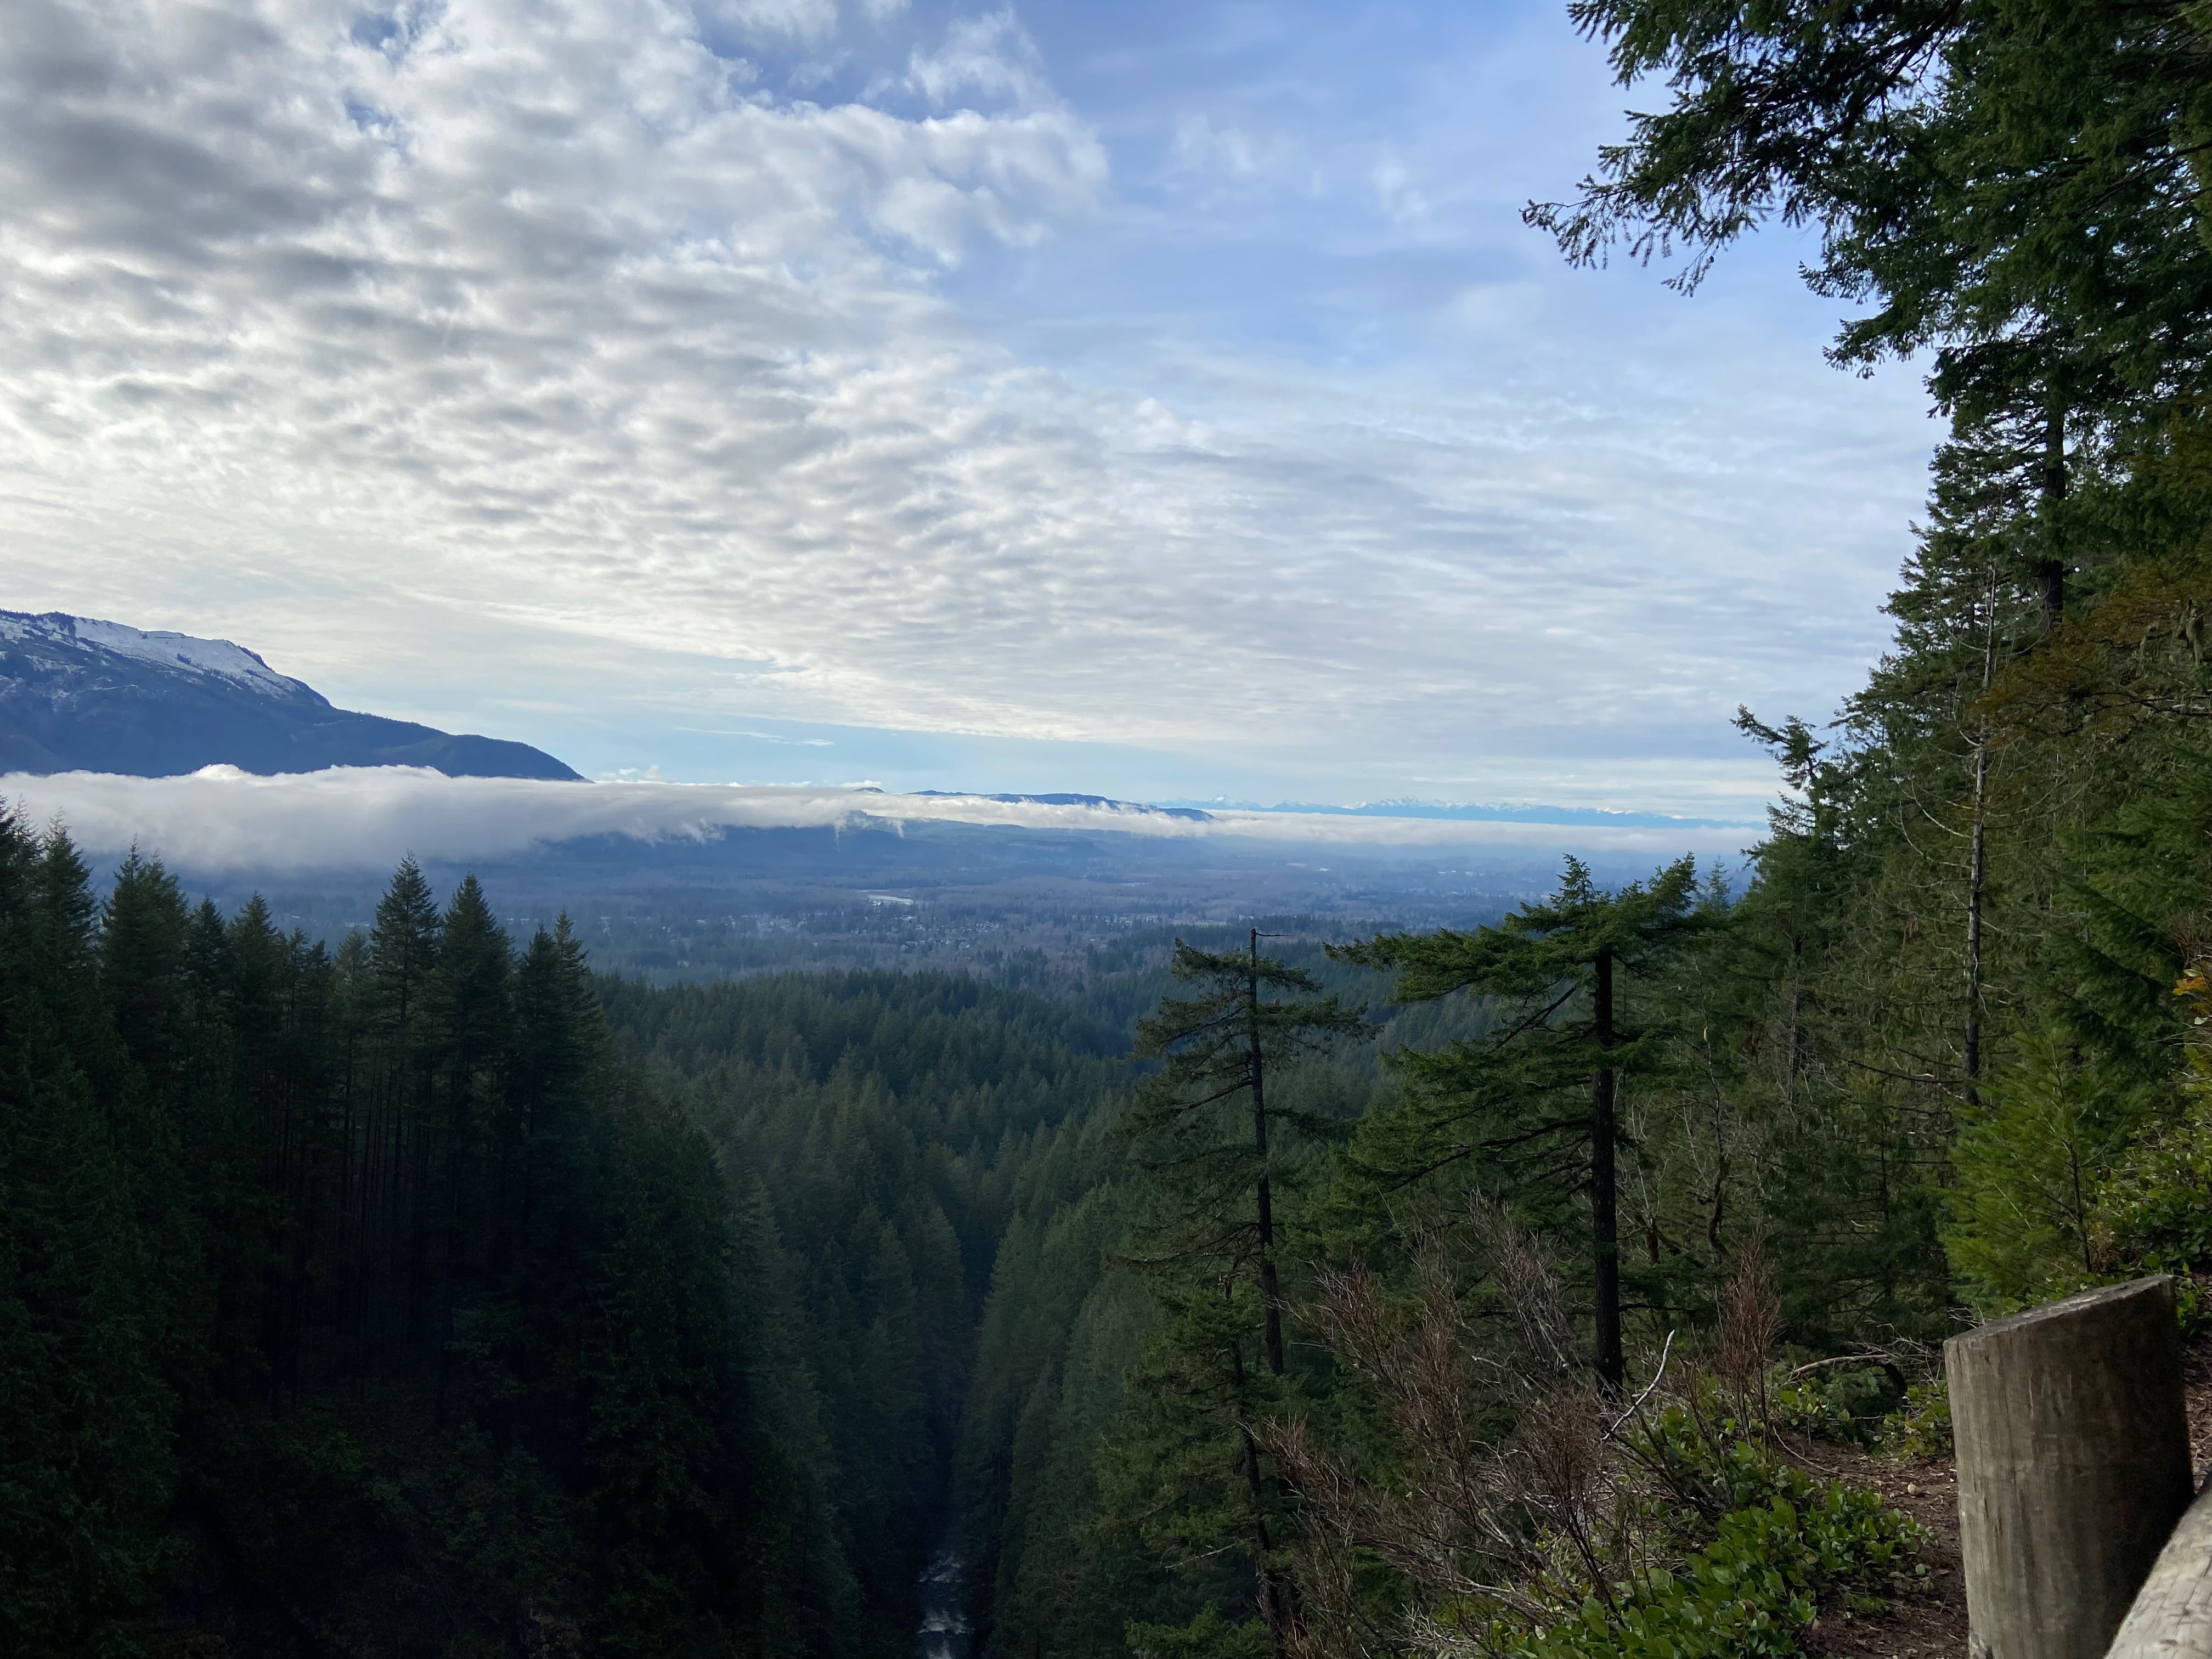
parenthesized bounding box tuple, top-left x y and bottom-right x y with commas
(0, 0, 1941, 817)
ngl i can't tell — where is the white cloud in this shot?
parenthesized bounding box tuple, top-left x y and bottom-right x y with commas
(700, 0, 840, 41)
(3, 766, 1751, 872)
(1370, 153, 1428, 222)
(670, 727, 834, 743)
(904, 9, 1049, 110)
(1170, 113, 1293, 180)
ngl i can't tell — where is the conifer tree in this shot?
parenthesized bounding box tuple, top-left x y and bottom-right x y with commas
(0, 819, 176, 1650)
(1945, 1032, 2119, 1307)
(1125, 934, 1366, 1377)
(427, 875, 511, 1407)
(370, 855, 442, 1034)
(502, 917, 605, 1368)
(1336, 857, 1703, 1392)
(1114, 934, 1365, 1657)
(100, 849, 190, 1082)
(364, 856, 442, 1365)
(94, 851, 208, 1396)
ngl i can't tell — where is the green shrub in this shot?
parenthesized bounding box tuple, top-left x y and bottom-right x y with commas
(2101, 1103, 2212, 1331)
(1876, 1379, 1953, 1461)
(1769, 1363, 1903, 1446)
(1462, 1404, 1929, 1659)
(1126, 1606, 1271, 1659)
(1943, 1034, 2123, 1312)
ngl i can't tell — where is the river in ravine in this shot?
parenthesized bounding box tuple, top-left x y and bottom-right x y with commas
(914, 1548, 973, 1659)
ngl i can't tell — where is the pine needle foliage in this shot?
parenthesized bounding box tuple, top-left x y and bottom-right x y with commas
(1333, 857, 1708, 1390)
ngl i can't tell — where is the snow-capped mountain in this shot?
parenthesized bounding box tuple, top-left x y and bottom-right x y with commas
(0, 610, 580, 780)
(7, 613, 315, 701)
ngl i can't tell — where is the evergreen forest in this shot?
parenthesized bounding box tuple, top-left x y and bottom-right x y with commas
(18, 1, 2212, 1655)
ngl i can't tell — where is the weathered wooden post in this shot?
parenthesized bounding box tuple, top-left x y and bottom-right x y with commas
(1946, 1277, 2193, 1659)
(2108, 1481, 2212, 1659)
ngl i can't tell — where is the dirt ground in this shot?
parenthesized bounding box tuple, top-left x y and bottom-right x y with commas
(1792, 1431, 1967, 1659)
(1793, 1329, 2212, 1658)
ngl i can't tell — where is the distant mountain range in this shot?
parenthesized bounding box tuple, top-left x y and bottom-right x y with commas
(1161, 796, 1757, 831)
(907, 788, 1214, 822)
(0, 611, 580, 780)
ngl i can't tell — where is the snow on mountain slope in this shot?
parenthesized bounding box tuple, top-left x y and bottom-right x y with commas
(0, 611, 315, 700)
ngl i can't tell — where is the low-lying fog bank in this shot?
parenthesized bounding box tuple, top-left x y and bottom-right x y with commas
(1, 765, 1753, 873)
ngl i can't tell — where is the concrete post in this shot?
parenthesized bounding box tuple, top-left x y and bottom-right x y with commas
(1946, 1277, 2193, 1659)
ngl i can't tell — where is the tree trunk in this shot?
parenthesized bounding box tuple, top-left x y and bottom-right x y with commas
(1964, 738, 1988, 1106)
(1965, 583, 1995, 1107)
(1228, 1307, 1289, 1659)
(1249, 929, 1284, 1378)
(1590, 944, 1622, 1396)
(2036, 385, 2067, 635)
(1782, 930, 1804, 1110)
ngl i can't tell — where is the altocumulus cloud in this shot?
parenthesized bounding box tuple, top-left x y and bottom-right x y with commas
(0, 0, 1116, 714)
(0, 0, 1931, 806)
(2, 768, 1752, 872)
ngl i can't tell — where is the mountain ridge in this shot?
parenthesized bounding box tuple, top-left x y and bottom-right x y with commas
(907, 788, 1214, 821)
(0, 610, 582, 781)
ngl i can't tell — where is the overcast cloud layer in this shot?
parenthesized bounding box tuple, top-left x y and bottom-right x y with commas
(4, 767, 1752, 872)
(0, 0, 1935, 814)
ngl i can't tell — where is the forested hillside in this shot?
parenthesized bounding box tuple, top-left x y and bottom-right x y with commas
(0, 821, 1130, 1657)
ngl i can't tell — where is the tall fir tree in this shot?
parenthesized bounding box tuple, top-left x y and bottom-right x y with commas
(1111, 935, 1365, 1658)
(1335, 857, 1705, 1391)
